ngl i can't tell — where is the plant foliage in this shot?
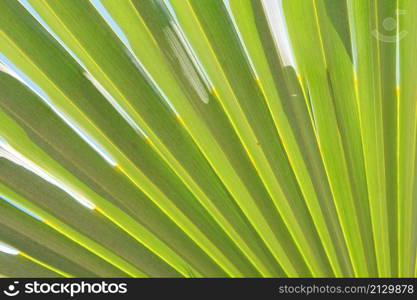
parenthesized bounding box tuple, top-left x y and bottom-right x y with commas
(0, 0, 416, 278)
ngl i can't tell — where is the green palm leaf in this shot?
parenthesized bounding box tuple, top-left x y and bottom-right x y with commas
(0, 0, 415, 278)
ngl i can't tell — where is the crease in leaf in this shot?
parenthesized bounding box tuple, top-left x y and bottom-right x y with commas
(260, 0, 296, 68)
(18, 0, 88, 70)
(91, 0, 180, 115)
(163, 26, 209, 104)
(0, 194, 43, 221)
(0, 141, 95, 210)
(0, 56, 117, 167)
(19, 252, 73, 278)
(83, 72, 149, 137)
(0, 241, 19, 255)
(0, 61, 26, 84)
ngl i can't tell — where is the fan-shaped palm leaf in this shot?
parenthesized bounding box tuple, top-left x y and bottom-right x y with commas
(0, 0, 416, 278)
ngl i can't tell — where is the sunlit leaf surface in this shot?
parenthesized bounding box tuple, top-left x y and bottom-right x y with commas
(0, 0, 416, 278)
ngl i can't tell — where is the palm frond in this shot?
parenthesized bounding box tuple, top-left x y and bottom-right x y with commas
(0, 0, 416, 278)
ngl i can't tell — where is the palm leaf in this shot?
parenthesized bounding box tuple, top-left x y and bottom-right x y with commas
(0, 0, 415, 277)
